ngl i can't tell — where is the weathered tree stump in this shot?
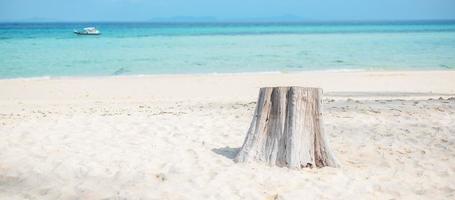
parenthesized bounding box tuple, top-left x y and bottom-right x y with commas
(235, 86, 338, 168)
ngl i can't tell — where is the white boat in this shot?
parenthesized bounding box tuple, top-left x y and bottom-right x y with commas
(73, 27, 101, 35)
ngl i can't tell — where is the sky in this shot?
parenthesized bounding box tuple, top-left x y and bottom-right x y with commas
(1, 0, 455, 22)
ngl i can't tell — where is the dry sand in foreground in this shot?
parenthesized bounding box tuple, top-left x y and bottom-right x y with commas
(0, 71, 454, 199)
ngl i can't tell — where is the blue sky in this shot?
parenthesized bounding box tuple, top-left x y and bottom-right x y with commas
(1, 0, 455, 22)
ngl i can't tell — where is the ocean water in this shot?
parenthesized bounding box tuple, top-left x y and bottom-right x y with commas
(1, 21, 455, 78)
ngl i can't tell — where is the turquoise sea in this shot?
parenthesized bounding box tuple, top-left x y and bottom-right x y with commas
(1, 21, 455, 78)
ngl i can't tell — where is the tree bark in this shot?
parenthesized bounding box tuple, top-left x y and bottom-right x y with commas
(235, 86, 338, 168)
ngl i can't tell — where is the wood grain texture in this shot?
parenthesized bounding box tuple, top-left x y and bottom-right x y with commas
(235, 86, 338, 168)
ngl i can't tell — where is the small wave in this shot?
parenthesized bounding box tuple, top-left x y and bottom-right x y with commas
(112, 67, 130, 75)
(0, 76, 52, 81)
(439, 64, 453, 69)
(320, 68, 367, 72)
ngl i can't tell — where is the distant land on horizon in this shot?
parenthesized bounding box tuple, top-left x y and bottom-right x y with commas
(1, 15, 455, 23)
(148, 15, 310, 23)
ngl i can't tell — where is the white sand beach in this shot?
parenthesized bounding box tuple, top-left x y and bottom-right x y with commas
(0, 70, 454, 199)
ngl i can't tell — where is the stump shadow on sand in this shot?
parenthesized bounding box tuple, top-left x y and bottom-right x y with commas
(211, 147, 240, 160)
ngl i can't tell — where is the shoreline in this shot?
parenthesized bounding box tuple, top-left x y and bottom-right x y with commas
(1, 68, 454, 81)
(1, 70, 454, 104)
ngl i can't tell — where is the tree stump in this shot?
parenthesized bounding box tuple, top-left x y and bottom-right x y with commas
(235, 86, 338, 168)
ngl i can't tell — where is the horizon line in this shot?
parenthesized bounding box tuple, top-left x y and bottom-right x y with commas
(1, 19, 455, 24)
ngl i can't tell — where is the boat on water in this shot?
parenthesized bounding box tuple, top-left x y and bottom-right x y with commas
(73, 27, 101, 35)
